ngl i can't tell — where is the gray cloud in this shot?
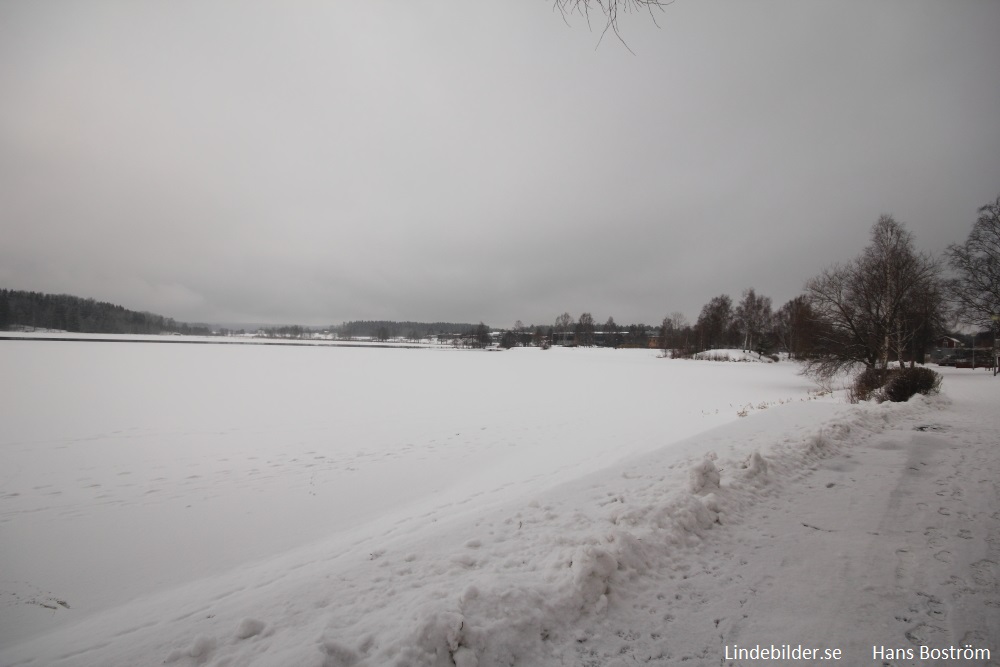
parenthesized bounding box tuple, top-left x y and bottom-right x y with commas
(2, 1, 999, 327)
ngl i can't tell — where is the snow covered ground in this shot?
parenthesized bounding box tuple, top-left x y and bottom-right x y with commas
(0, 340, 996, 666)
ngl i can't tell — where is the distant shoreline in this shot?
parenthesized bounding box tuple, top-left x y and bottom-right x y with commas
(0, 334, 434, 350)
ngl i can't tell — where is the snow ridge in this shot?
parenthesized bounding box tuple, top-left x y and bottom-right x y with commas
(284, 397, 942, 667)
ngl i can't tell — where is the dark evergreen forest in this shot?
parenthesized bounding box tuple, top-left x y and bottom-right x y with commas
(0, 289, 210, 335)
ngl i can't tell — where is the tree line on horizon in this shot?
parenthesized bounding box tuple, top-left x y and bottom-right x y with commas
(3, 194, 997, 369)
(0, 289, 211, 336)
(332, 321, 484, 342)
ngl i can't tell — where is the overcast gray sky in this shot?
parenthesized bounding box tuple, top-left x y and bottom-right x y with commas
(2, 1, 999, 327)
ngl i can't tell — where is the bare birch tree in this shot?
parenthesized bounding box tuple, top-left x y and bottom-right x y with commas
(945, 194, 1000, 330)
(806, 215, 941, 379)
(735, 288, 772, 354)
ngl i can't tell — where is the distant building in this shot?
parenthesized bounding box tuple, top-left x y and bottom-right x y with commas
(937, 336, 962, 349)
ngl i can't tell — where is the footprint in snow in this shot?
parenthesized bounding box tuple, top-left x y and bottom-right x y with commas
(934, 550, 954, 563)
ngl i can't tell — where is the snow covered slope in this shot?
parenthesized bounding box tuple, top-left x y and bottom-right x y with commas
(0, 342, 996, 666)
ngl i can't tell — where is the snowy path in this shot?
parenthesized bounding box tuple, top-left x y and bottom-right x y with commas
(567, 369, 999, 665)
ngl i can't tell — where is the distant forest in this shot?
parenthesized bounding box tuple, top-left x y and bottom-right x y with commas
(333, 320, 483, 341)
(0, 289, 211, 335)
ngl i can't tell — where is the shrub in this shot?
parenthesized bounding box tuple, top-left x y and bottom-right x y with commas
(883, 367, 942, 402)
(849, 366, 942, 403)
(850, 367, 888, 403)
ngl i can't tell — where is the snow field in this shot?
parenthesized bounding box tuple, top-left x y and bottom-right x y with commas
(0, 342, 816, 648)
(1, 341, 997, 666)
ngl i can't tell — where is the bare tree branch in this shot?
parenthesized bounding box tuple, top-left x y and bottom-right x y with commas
(552, 0, 673, 51)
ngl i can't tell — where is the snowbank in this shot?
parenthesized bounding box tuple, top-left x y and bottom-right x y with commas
(691, 349, 777, 363)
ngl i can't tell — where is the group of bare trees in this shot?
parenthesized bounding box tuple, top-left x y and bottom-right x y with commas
(802, 195, 1000, 380)
(496, 312, 656, 349)
(666, 197, 998, 374)
(771, 296, 820, 361)
(518, 291, 798, 357)
(659, 312, 689, 353)
(735, 289, 772, 353)
(496, 194, 999, 367)
(545, 312, 652, 348)
(683, 289, 788, 358)
(680, 196, 998, 378)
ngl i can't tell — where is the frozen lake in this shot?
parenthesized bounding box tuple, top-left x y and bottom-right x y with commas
(0, 340, 815, 646)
